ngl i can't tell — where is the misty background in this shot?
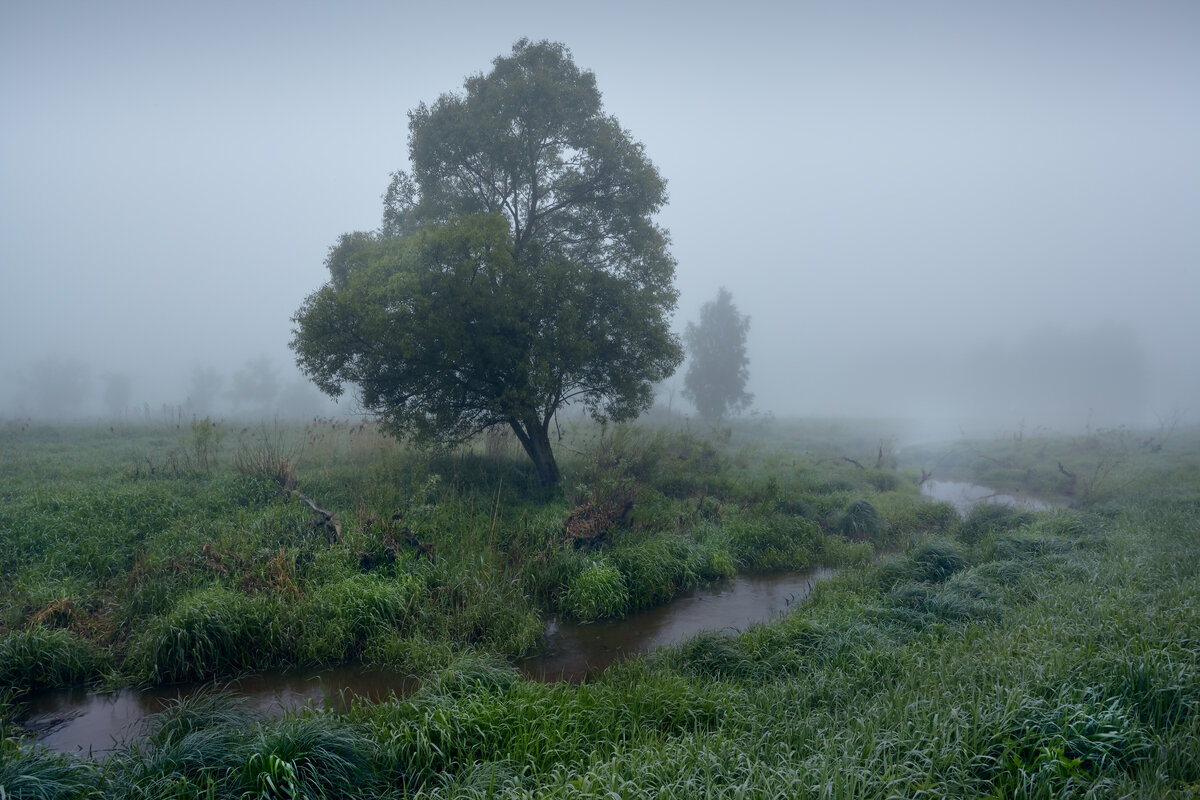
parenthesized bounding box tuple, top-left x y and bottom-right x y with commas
(3, 1, 1197, 433)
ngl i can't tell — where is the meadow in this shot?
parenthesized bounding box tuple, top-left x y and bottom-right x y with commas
(1, 415, 1198, 798)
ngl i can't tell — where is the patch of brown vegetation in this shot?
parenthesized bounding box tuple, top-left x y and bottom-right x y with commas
(125, 553, 153, 591)
(201, 541, 237, 576)
(240, 548, 302, 598)
(564, 490, 636, 547)
(29, 597, 78, 629)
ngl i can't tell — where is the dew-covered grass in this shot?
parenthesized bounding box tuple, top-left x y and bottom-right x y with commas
(2, 418, 1197, 798)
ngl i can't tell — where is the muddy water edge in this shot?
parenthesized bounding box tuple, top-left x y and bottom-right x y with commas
(20, 566, 834, 755)
(20, 478, 1032, 756)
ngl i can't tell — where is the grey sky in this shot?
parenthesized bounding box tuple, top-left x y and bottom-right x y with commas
(2, 1, 1197, 427)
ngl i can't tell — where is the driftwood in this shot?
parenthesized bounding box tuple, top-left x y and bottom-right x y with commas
(290, 489, 342, 538)
(814, 456, 866, 470)
(1057, 461, 1077, 496)
(391, 512, 436, 561)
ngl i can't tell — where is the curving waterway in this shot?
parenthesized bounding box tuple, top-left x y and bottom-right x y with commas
(21, 479, 1035, 755)
(21, 567, 833, 755)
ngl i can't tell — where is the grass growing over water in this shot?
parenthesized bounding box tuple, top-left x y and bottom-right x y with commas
(2, 419, 1198, 797)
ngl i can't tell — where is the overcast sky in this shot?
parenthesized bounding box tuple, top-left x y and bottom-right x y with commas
(2, 0, 1197, 429)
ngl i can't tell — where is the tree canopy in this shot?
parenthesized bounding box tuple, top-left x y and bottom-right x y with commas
(291, 40, 682, 484)
(683, 287, 753, 422)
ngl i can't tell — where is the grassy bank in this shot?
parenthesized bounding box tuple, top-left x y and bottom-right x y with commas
(0, 418, 926, 692)
(2, 419, 1198, 798)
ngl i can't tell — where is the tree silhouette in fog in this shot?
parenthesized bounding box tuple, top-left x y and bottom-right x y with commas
(683, 287, 752, 422)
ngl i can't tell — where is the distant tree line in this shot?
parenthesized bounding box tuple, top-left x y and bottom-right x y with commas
(0, 355, 336, 421)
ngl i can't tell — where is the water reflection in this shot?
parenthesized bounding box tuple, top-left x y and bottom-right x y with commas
(21, 666, 418, 756)
(921, 479, 1052, 514)
(22, 567, 833, 755)
(523, 566, 834, 681)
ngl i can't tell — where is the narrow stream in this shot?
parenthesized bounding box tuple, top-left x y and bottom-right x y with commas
(20, 567, 833, 755)
(22, 479, 1037, 756)
(522, 566, 834, 682)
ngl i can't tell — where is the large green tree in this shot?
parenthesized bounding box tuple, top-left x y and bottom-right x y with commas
(291, 40, 681, 484)
(683, 287, 753, 422)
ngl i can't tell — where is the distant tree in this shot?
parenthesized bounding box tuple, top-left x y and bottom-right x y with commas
(19, 355, 91, 418)
(228, 356, 279, 417)
(683, 288, 753, 421)
(292, 40, 681, 484)
(185, 365, 224, 417)
(101, 371, 133, 419)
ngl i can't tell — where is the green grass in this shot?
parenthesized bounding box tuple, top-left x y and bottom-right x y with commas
(2, 418, 918, 685)
(0, 627, 105, 693)
(2, 418, 1198, 797)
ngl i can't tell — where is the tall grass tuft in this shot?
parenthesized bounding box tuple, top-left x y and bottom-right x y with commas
(878, 537, 969, 590)
(909, 537, 969, 581)
(725, 512, 818, 570)
(140, 689, 260, 748)
(0, 627, 102, 692)
(126, 585, 286, 684)
(0, 739, 103, 799)
(958, 502, 1035, 544)
(298, 572, 423, 663)
(110, 691, 258, 798)
(610, 534, 700, 612)
(237, 715, 380, 799)
(563, 558, 629, 621)
(839, 498, 883, 541)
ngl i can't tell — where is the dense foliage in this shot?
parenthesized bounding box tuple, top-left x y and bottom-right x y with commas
(292, 40, 682, 484)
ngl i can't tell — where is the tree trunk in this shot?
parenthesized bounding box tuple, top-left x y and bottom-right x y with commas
(511, 418, 561, 485)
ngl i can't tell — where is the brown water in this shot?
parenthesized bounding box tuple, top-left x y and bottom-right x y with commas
(20, 566, 833, 755)
(522, 566, 834, 682)
(19, 665, 419, 756)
